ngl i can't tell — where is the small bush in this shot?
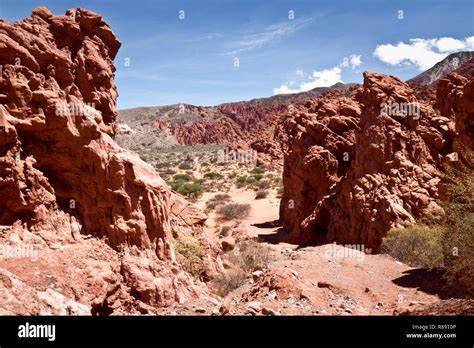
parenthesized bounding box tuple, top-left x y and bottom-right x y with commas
(255, 190, 269, 199)
(258, 180, 271, 190)
(246, 177, 257, 184)
(177, 254, 207, 280)
(176, 183, 203, 197)
(250, 166, 266, 175)
(173, 174, 192, 182)
(236, 176, 247, 188)
(219, 226, 232, 237)
(276, 186, 283, 197)
(164, 168, 177, 175)
(252, 173, 263, 181)
(173, 233, 207, 259)
(212, 269, 246, 297)
(178, 161, 193, 170)
(382, 225, 445, 268)
(217, 203, 251, 221)
(204, 172, 223, 180)
(225, 239, 273, 272)
(155, 161, 171, 169)
(206, 194, 232, 211)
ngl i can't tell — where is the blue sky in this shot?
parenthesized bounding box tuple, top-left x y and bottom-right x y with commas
(1, 0, 473, 108)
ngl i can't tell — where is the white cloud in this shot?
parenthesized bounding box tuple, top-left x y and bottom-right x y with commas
(273, 55, 362, 95)
(374, 36, 474, 70)
(273, 66, 342, 94)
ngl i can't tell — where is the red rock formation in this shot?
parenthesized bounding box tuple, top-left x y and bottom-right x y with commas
(154, 102, 292, 166)
(280, 71, 472, 251)
(0, 7, 208, 314)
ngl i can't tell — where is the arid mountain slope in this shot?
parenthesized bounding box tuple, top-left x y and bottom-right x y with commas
(407, 51, 474, 85)
(117, 83, 353, 166)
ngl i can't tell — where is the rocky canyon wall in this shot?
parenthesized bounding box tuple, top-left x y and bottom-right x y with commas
(0, 7, 208, 314)
(280, 71, 473, 251)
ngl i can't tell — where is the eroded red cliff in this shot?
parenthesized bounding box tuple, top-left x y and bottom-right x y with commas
(0, 7, 208, 314)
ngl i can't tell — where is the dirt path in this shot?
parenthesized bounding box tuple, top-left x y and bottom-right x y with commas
(183, 186, 443, 315)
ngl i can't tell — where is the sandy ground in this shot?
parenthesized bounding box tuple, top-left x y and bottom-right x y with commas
(173, 183, 446, 316)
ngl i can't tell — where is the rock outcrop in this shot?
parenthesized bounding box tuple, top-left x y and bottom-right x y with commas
(118, 85, 352, 168)
(280, 71, 473, 251)
(0, 7, 208, 314)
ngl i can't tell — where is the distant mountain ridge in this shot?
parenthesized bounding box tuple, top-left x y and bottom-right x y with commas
(118, 82, 352, 122)
(407, 51, 474, 85)
(118, 54, 473, 166)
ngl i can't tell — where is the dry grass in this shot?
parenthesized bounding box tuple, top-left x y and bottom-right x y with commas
(212, 269, 246, 297)
(255, 190, 269, 199)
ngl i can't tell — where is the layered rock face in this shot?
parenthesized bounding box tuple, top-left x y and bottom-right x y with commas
(280, 71, 472, 251)
(154, 102, 290, 166)
(0, 7, 207, 314)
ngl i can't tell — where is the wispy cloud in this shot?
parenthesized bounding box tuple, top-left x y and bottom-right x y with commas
(127, 32, 223, 48)
(186, 33, 224, 43)
(224, 17, 314, 55)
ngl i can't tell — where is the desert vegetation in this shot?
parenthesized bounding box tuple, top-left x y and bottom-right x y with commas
(212, 239, 274, 296)
(216, 203, 252, 221)
(382, 150, 474, 295)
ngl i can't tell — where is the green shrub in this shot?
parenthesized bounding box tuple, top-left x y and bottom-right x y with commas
(252, 173, 263, 181)
(217, 203, 251, 221)
(173, 233, 207, 258)
(250, 166, 266, 175)
(440, 153, 474, 294)
(236, 176, 247, 188)
(176, 183, 203, 197)
(382, 149, 473, 295)
(382, 225, 445, 268)
(173, 233, 207, 279)
(173, 174, 192, 182)
(205, 194, 232, 211)
(169, 181, 183, 191)
(204, 172, 223, 180)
